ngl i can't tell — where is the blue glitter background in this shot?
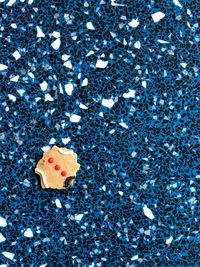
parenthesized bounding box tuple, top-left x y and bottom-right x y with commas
(0, 0, 199, 266)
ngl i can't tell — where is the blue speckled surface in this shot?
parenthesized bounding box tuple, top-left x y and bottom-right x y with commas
(0, 0, 199, 266)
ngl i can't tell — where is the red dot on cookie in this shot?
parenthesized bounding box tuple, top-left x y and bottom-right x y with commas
(48, 157, 54, 163)
(55, 165, 61, 171)
(61, 171, 67, 177)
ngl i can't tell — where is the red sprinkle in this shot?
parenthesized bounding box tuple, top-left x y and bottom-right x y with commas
(61, 171, 67, 177)
(55, 165, 61, 171)
(48, 157, 54, 163)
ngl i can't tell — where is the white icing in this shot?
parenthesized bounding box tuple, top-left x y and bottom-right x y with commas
(58, 148, 74, 155)
(35, 168, 49, 188)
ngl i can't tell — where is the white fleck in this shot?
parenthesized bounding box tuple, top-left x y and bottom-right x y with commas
(79, 103, 88, 109)
(134, 40, 141, 49)
(52, 31, 60, 38)
(180, 62, 187, 68)
(157, 39, 169, 44)
(28, 72, 35, 79)
(160, 99, 164, 105)
(125, 182, 131, 187)
(173, 0, 182, 8)
(119, 122, 128, 129)
(0, 265, 7, 267)
(28, 0, 34, 4)
(70, 114, 81, 123)
(10, 75, 19, 82)
(128, 19, 140, 28)
(22, 179, 31, 187)
(61, 54, 70, 61)
(102, 185, 106, 191)
(142, 81, 147, 88)
(42, 146, 50, 152)
(0, 233, 6, 243)
(55, 199, 62, 208)
(6, 0, 16, 6)
(49, 137, 56, 145)
(12, 51, 21, 60)
(51, 38, 61, 50)
(75, 214, 84, 221)
(102, 98, 115, 108)
(152, 12, 165, 23)
(123, 89, 135, 98)
(2, 252, 15, 260)
(35, 97, 41, 102)
(166, 236, 173, 245)
(111, 0, 124, 6)
(143, 205, 155, 219)
(39, 265, 47, 267)
(24, 228, 33, 238)
(99, 112, 104, 117)
(40, 81, 48, 91)
(109, 129, 115, 134)
(131, 255, 139, 260)
(45, 93, 53, 102)
(71, 35, 77, 40)
(65, 203, 71, 209)
(131, 151, 137, 158)
(62, 137, 71, 145)
(63, 60, 72, 69)
(8, 94, 16, 102)
(65, 83, 74, 95)
(11, 23, 17, 28)
(59, 83, 63, 94)
(118, 191, 123, 196)
(36, 26, 45, 38)
(0, 64, 8, 71)
(86, 50, 94, 57)
(96, 59, 108, 68)
(144, 230, 151, 235)
(187, 9, 191, 15)
(82, 78, 88, 87)
(86, 22, 95, 30)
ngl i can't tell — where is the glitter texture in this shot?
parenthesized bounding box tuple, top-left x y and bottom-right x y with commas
(0, 0, 199, 266)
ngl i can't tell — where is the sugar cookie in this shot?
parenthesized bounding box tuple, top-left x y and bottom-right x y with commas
(35, 146, 80, 189)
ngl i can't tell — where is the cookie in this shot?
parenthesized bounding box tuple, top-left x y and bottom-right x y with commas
(35, 145, 80, 189)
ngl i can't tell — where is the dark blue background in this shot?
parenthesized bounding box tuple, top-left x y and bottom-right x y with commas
(0, 0, 199, 266)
